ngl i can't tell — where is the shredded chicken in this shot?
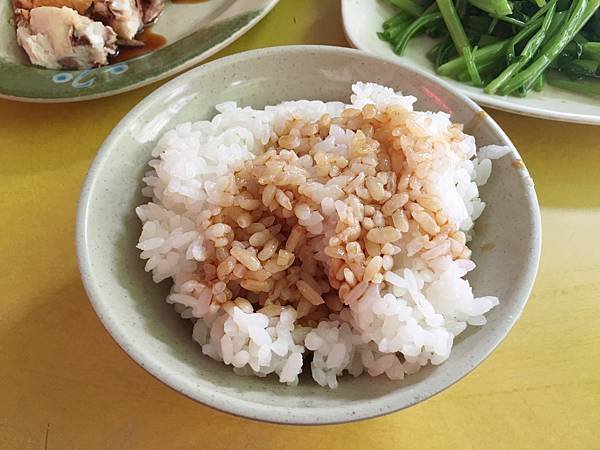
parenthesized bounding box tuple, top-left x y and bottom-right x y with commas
(13, 0, 93, 14)
(140, 0, 164, 24)
(100, 0, 144, 41)
(16, 6, 117, 69)
(89, 0, 164, 41)
(13, 0, 164, 69)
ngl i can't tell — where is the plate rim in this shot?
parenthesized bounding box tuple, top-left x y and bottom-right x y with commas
(0, 0, 280, 103)
(341, 0, 600, 125)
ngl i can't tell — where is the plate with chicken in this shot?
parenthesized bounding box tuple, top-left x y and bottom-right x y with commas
(0, 0, 279, 102)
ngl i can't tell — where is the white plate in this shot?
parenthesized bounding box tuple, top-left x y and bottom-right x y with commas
(342, 0, 600, 124)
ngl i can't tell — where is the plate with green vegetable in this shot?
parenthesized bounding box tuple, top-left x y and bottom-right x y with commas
(342, 0, 600, 124)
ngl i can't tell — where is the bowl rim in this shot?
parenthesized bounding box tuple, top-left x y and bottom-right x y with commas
(76, 44, 542, 425)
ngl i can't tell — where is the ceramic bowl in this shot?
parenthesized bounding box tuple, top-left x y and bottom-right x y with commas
(0, 0, 278, 102)
(76, 45, 541, 424)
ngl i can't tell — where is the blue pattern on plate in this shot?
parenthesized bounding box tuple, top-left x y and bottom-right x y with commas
(52, 63, 129, 89)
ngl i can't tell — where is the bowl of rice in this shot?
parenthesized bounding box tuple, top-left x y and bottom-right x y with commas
(77, 45, 541, 424)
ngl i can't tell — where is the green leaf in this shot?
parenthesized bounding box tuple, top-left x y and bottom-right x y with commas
(468, 0, 513, 16)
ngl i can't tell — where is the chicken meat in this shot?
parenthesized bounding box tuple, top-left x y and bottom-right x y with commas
(13, 0, 164, 69)
(90, 0, 164, 41)
(140, 0, 164, 25)
(15, 6, 118, 69)
(13, 0, 93, 15)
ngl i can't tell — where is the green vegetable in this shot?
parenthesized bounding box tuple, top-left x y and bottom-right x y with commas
(581, 7, 600, 40)
(506, 0, 560, 60)
(478, 34, 502, 46)
(424, 2, 441, 14)
(383, 12, 410, 29)
(560, 59, 600, 77)
(493, 16, 526, 27)
(533, 73, 545, 91)
(487, 17, 499, 33)
(456, 54, 505, 79)
(501, 0, 600, 94)
(547, 70, 600, 93)
(467, 15, 492, 33)
(456, 0, 469, 17)
(438, 41, 509, 77)
(583, 42, 600, 60)
(427, 42, 442, 62)
(378, 0, 600, 97)
(574, 59, 599, 73)
(469, 0, 513, 16)
(505, 15, 545, 62)
(435, 37, 455, 68)
(388, 0, 424, 17)
(393, 13, 443, 55)
(485, 0, 557, 94)
(436, 0, 471, 53)
(387, 21, 413, 40)
(464, 46, 484, 85)
(439, 18, 543, 77)
(436, 0, 483, 84)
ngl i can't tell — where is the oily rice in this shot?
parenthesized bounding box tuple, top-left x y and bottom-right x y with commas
(136, 82, 509, 388)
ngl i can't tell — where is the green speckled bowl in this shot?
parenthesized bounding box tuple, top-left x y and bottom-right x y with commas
(0, 0, 278, 102)
(76, 46, 541, 424)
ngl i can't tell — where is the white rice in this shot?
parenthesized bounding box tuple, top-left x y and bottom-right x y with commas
(135, 82, 509, 387)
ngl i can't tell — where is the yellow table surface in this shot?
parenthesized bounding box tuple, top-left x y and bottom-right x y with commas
(1, 1, 599, 449)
